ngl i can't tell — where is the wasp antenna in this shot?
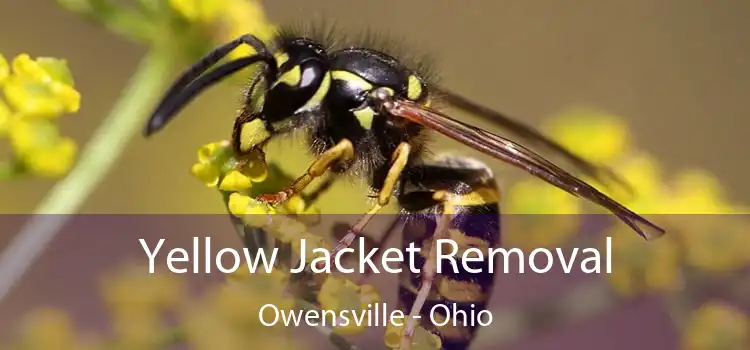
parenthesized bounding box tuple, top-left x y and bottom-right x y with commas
(145, 56, 272, 136)
(144, 34, 277, 137)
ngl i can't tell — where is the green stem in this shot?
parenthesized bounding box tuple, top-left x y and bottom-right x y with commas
(0, 49, 174, 302)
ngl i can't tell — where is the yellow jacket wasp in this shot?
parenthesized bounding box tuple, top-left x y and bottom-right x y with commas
(144, 24, 665, 350)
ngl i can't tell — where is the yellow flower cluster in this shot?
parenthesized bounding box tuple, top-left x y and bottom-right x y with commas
(191, 141, 268, 190)
(384, 321, 443, 350)
(168, 0, 277, 60)
(100, 264, 185, 349)
(504, 107, 750, 296)
(191, 140, 321, 234)
(2, 262, 308, 350)
(504, 178, 583, 251)
(317, 276, 381, 335)
(185, 269, 300, 350)
(0, 53, 80, 178)
(605, 225, 682, 297)
(683, 301, 748, 350)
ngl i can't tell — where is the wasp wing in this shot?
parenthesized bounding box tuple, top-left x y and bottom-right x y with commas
(384, 98, 665, 240)
(434, 88, 633, 196)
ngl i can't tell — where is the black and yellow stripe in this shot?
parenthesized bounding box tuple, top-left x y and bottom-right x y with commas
(397, 156, 500, 350)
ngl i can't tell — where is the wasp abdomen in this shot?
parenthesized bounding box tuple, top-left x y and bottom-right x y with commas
(397, 156, 500, 350)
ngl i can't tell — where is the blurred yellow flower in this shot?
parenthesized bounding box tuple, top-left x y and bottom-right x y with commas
(318, 276, 381, 335)
(8, 308, 106, 350)
(384, 321, 442, 350)
(18, 309, 78, 350)
(683, 301, 748, 350)
(605, 225, 682, 297)
(184, 272, 299, 350)
(0, 98, 11, 135)
(216, 0, 277, 60)
(1, 52, 80, 179)
(600, 153, 667, 211)
(0, 54, 8, 84)
(227, 263, 289, 285)
(543, 107, 631, 164)
(166, 0, 277, 62)
(292, 232, 332, 264)
(4, 54, 80, 118)
(665, 169, 732, 214)
(7, 118, 78, 178)
(169, 0, 225, 23)
(506, 179, 582, 215)
(504, 179, 582, 250)
(271, 216, 308, 243)
(677, 215, 750, 272)
(101, 264, 185, 316)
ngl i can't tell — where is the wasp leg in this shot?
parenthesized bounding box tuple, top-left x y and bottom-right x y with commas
(257, 139, 355, 205)
(401, 200, 454, 350)
(327, 142, 412, 259)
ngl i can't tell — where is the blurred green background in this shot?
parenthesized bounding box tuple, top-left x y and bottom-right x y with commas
(1, 0, 749, 215)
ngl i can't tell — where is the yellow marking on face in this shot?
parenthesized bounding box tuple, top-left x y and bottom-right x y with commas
(299, 73, 331, 110)
(274, 52, 289, 67)
(353, 107, 376, 129)
(407, 75, 423, 100)
(331, 70, 373, 90)
(248, 79, 266, 112)
(273, 65, 301, 88)
(239, 119, 271, 152)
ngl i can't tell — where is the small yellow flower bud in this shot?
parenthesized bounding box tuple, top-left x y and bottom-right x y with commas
(24, 137, 77, 178)
(190, 162, 220, 187)
(227, 193, 252, 216)
(283, 195, 306, 214)
(219, 170, 253, 191)
(12, 54, 51, 82)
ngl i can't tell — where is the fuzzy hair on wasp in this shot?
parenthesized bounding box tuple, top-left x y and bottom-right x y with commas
(143, 23, 666, 350)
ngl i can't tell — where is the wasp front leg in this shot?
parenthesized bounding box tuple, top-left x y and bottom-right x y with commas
(326, 142, 412, 259)
(256, 139, 355, 205)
